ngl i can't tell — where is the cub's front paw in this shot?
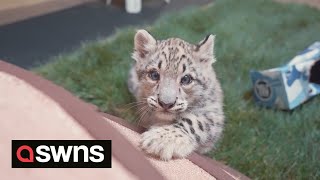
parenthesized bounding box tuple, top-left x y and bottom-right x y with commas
(140, 127, 196, 160)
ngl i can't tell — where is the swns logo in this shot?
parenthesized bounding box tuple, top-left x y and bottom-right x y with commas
(12, 140, 111, 168)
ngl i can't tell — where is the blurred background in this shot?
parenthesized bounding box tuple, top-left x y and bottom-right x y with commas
(0, 0, 319, 179)
(0, 0, 211, 68)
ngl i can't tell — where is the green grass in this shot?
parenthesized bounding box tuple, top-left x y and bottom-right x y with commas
(34, 0, 320, 179)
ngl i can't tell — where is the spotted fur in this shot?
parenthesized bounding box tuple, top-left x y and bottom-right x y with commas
(128, 29, 224, 160)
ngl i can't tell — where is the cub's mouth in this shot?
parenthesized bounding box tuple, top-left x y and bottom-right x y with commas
(155, 107, 176, 114)
(159, 110, 173, 114)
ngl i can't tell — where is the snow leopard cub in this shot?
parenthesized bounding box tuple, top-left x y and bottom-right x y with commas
(128, 29, 224, 160)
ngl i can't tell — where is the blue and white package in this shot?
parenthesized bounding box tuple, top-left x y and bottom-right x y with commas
(250, 42, 320, 110)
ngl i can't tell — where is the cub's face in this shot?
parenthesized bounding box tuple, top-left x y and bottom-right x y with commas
(132, 30, 216, 121)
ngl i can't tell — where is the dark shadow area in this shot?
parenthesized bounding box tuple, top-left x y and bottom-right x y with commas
(310, 60, 320, 84)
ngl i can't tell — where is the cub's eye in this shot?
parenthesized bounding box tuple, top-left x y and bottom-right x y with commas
(148, 70, 160, 81)
(181, 74, 193, 85)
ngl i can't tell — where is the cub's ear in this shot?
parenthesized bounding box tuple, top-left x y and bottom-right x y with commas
(132, 29, 156, 61)
(194, 34, 216, 64)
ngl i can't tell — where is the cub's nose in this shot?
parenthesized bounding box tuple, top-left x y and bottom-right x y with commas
(158, 99, 175, 110)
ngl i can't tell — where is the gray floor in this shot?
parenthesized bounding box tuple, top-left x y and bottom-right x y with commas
(0, 0, 211, 68)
